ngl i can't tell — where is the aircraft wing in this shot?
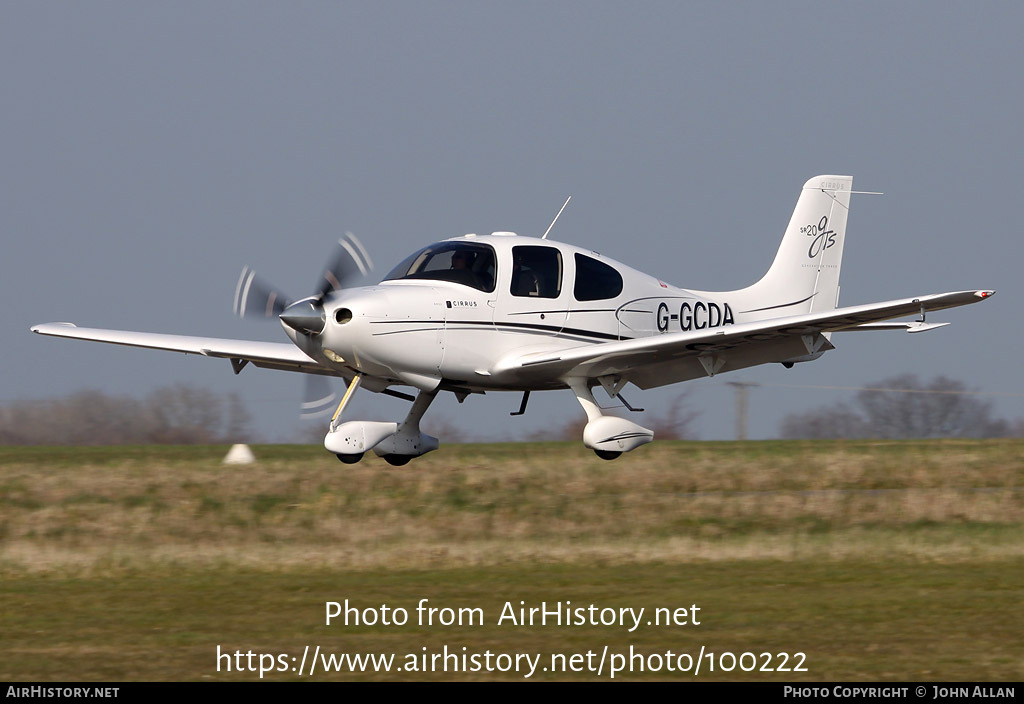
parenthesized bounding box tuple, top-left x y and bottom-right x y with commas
(30, 323, 327, 375)
(494, 290, 994, 388)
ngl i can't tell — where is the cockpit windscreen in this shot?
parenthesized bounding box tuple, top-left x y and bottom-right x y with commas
(383, 242, 497, 293)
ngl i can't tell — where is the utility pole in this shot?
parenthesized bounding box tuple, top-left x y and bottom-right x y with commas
(726, 382, 756, 441)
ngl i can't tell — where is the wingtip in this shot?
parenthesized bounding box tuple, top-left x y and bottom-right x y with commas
(975, 290, 996, 299)
(31, 322, 77, 334)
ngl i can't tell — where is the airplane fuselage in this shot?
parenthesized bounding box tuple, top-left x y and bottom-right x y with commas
(291, 233, 745, 394)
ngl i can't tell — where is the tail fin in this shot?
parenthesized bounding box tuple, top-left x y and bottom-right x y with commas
(727, 175, 853, 319)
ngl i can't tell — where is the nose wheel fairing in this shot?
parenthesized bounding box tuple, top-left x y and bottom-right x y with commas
(325, 420, 400, 456)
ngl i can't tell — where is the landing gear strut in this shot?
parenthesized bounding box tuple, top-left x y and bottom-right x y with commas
(323, 379, 440, 466)
(568, 378, 654, 458)
(371, 388, 439, 463)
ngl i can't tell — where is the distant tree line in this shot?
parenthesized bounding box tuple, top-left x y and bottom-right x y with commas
(10, 376, 1012, 445)
(779, 374, 1021, 440)
(0, 385, 252, 445)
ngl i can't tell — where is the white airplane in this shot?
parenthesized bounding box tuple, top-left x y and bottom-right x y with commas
(33, 175, 993, 464)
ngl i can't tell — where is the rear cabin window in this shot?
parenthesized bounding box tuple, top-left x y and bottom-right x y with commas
(511, 245, 562, 298)
(573, 253, 623, 301)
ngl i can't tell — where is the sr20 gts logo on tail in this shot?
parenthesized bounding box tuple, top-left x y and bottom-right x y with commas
(657, 301, 735, 332)
(802, 216, 837, 258)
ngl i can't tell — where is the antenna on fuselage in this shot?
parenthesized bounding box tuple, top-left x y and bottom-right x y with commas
(541, 196, 572, 240)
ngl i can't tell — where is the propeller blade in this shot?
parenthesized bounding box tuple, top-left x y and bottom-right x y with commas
(233, 267, 293, 319)
(235, 240, 365, 422)
(315, 232, 374, 300)
(301, 375, 336, 419)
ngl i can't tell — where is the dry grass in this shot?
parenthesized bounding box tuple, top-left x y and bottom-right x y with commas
(2, 441, 1022, 681)
(1, 439, 1022, 573)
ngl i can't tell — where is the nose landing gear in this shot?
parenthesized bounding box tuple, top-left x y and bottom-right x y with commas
(324, 375, 439, 466)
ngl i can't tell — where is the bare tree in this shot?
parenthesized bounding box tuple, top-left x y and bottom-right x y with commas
(855, 374, 1005, 439)
(0, 386, 256, 445)
(145, 385, 224, 443)
(648, 391, 700, 440)
(0, 391, 152, 445)
(779, 402, 868, 440)
(780, 374, 1009, 439)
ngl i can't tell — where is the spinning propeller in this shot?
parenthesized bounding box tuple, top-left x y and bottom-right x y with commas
(233, 232, 374, 417)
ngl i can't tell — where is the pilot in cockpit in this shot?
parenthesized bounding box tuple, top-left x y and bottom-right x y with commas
(450, 250, 475, 270)
(447, 249, 484, 288)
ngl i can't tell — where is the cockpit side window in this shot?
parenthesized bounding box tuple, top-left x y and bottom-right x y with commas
(511, 246, 562, 298)
(573, 253, 623, 301)
(383, 243, 496, 292)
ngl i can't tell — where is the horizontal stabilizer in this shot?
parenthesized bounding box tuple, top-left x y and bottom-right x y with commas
(843, 321, 951, 333)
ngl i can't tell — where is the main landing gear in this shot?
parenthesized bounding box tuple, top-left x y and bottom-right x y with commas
(321, 374, 653, 464)
(567, 378, 654, 460)
(323, 374, 439, 466)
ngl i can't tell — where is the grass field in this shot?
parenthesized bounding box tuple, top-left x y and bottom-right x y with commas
(1, 440, 1022, 680)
